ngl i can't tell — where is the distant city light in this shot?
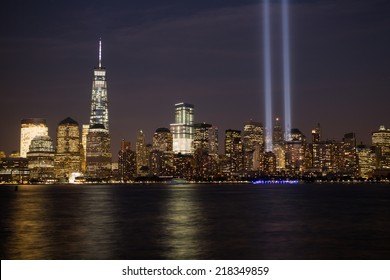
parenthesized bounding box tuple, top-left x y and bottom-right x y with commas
(252, 179, 299, 184)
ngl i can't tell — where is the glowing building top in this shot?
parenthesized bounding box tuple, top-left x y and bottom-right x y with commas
(170, 103, 194, 154)
(20, 118, 49, 158)
(89, 38, 109, 131)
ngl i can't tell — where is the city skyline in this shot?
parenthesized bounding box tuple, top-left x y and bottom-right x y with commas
(1, 0, 390, 155)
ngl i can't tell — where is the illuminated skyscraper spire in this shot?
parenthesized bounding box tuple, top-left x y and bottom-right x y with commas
(89, 38, 109, 131)
(86, 38, 112, 179)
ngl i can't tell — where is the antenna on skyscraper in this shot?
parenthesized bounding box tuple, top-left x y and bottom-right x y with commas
(98, 38, 102, 68)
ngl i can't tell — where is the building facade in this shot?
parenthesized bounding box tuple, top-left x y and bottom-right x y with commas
(27, 135, 55, 182)
(170, 102, 194, 154)
(224, 129, 243, 175)
(242, 121, 263, 172)
(86, 39, 112, 179)
(372, 125, 390, 170)
(118, 140, 136, 182)
(20, 118, 48, 158)
(54, 117, 82, 181)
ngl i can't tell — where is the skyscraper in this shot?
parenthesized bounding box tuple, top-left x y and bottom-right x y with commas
(54, 117, 82, 181)
(341, 132, 358, 177)
(285, 128, 306, 174)
(208, 126, 219, 156)
(89, 39, 109, 131)
(118, 140, 136, 182)
(273, 117, 283, 146)
(152, 128, 173, 152)
(86, 39, 112, 180)
(192, 123, 219, 179)
(20, 118, 48, 158)
(372, 125, 390, 169)
(150, 128, 174, 177)
(224, 129, 243, 174)
(242, 121, 264, 171)
(170, 102, 194, 154)
(193, 123, 212, 152)
(311, 123, 321, 170)
(81, 124, 89, 173)
(136, 130, 149, 175)
(26, 135, 55, 182)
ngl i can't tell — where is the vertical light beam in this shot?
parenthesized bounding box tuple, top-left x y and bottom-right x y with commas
(282, 0, 291, 141)
(99, 38, 102, 68)
(263, 0, 273, 152)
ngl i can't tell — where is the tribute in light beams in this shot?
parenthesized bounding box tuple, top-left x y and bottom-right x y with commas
(282, 0, 292, 141)
(263, 0, 273, 152)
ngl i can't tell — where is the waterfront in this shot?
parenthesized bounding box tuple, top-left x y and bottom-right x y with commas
(1, 183, 390, 259)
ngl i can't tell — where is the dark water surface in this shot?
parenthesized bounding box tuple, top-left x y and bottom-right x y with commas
(1, 183, 390, 259)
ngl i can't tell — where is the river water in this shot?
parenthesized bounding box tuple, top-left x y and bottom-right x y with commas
(1, 183, 390, 259)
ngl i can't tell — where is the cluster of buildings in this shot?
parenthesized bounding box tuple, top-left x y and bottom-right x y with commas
(0, 103, 389, 183)
(117, 113, 390, 182)
(1, 40, 389, 184)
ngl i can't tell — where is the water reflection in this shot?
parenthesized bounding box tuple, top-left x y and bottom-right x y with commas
(2, 184, 390, 259)
(6, 185, 53, 259)
(159, 185, 206, 259)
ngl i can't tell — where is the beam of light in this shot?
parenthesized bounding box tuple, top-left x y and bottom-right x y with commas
(282, 0, 292, 141)
(263, 0, 273, 152)
(99, 38, 102, 68)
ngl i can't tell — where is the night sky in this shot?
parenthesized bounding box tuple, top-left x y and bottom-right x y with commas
(1, 0, 389, 156)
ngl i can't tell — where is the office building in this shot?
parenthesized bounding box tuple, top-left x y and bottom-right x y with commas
(170, 102, 194, 154)
(86, 39, 112, 179)
(224, 129, 243, 174)
(54, 117, 82, 181)
(20, 118, 48, 158)
(242, 121, 263, 172)
(136, 130, 149, 175)
(27, 135, 55, 181)
(118, 140, 136, 182)
(372, 125, 390, 169)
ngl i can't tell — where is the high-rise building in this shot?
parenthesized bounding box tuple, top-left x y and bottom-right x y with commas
(242, 121, 263, 172)
(273, 117, 283, 146)
(340, 132, 358, 177)
(272, 118, 285, 171)
(170, 102, 194, 154)
(285, 128, 306, 174)
(224, 129, 243, 174)
(152, 128, 173, 152)
(86, 124, 112, 179)
(86, 39, 112, 180)
(81, 124, 89, 172)
(208, 126, 219, 156)
(192, 123, 219, 179)
(118, 140, 136, 182)
(89, 39, 109, 131)
(20, 118, 48, 158)
(27, 135, 55, 182)
(150, 128, 174, 177)
(357, 144, 376, 179)
(193, 123, 212, 151)
(311, 123, 321, 170)
(372, 125, 390, 169)
(54, 117, 82, 181)
(136, 130, 149, 175)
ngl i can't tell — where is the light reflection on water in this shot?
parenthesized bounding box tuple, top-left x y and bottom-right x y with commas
(160, 186, 204, 259)
(1, 183, 390, 259)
